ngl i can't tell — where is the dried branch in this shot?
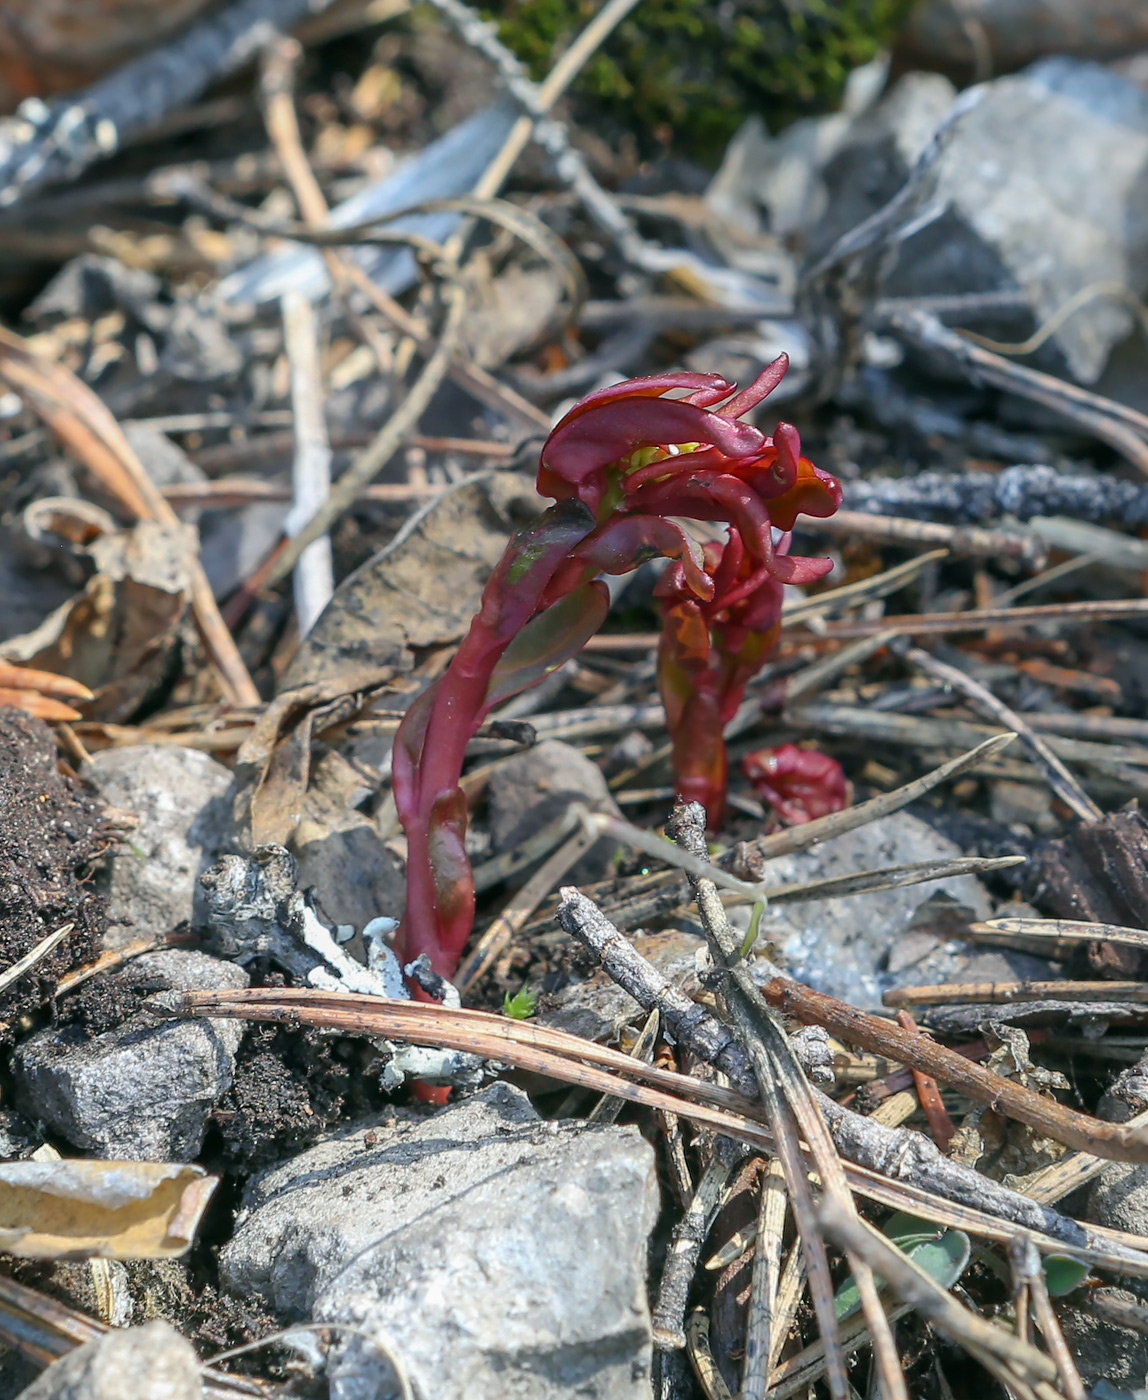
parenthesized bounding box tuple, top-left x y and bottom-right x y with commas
(652, 1156, 737, 1350)
(760, 977, 1148, 1161)
(551, 891, 1144, 1263)
(839, 464, 1148, 529)
(881, 307, 1148, 477)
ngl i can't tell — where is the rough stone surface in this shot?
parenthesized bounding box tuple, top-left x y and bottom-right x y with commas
(221, 1082, 658, 1400)
(82, 745, 234, 946)
(486, 740, 621, 883)
(815, 58, 1148, 384)
(14, 1320, 200, 1400)
(744, 812, 993, 1008)
(13, 949, 248, 1160)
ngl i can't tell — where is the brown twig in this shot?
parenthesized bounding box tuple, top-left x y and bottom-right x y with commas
(887, 980, 1148, 1007)
(760, 977, 1148, 1162)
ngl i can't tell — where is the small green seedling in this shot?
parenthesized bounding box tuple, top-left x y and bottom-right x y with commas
(503, 988, 539, 1020)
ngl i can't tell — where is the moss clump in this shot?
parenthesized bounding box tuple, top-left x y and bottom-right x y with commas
(483, 0, 915, 157)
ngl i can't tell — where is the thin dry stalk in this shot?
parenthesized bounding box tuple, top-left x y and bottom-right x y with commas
(781, 549, 948, 626)
(668, 801, 905, 1400)
(280, 289, 334, 634)
(741, 1157, 787, 1400)
(820, 1201, 1062, 1400)
(761, 977, 1148, 1161)
(686, 1307, 733, 1400)
(267, 280, 470, 587)
(811, 509, 1045, 568)
(900, 642, 1101, 822)
(1010, 1235, 1085, 1400)
(0, 924, 74, 997)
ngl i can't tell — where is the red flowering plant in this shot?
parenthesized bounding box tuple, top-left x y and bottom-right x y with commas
(393, 355, 842, 981)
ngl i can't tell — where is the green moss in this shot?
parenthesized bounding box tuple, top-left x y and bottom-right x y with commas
(483, 0, 915, 156)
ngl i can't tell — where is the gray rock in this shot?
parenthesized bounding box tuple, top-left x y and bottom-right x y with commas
(811, 71, 957, 253)
(14, 1320, 200, 1400)
(750, 812, 993, 1008)
(82, 746, 234, 946)
(486, 740, 620, 883)
(222, 1082, 658, 1400)
(816, 58, 1148, 384)
(13, 950, 248, 1160)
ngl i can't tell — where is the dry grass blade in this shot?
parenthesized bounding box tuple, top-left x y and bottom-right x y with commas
(741, 1157, 786, 1400)
(967, 916, 1148, 959)
(901, 642, 1101, 822)
(820, 1200, 1062, 1400)
(762, 852, 1025, 906)
(0, 327, 258, 707)
(667, 802, 906, 1400)
(760, 977, 1148, 1161)
(0, 690, 83, 723)
(0, 923, 74, 996)
(0, 665, 93, 701)
(800, 596, 1148, 642)
(886, 980, 1148, 1007)
(169, 986, 1148, 1274)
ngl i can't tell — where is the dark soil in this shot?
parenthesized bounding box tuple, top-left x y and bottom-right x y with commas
(0, 707, 115, 1029)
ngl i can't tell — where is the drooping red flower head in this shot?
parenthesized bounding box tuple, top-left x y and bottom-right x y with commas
(744, 743, 850, 826)
(538, 355, 842, 586)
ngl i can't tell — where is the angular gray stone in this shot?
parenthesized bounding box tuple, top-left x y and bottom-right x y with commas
(486, 740, 620, 883)
(221, 1082, 658, 1400)
(14, 1320, 200, 1400)
(746, 812, 993, 1008)
(816, 58, 1148, 385)
(13, 950, 248, 1160)
(82, 745, 234, 946)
